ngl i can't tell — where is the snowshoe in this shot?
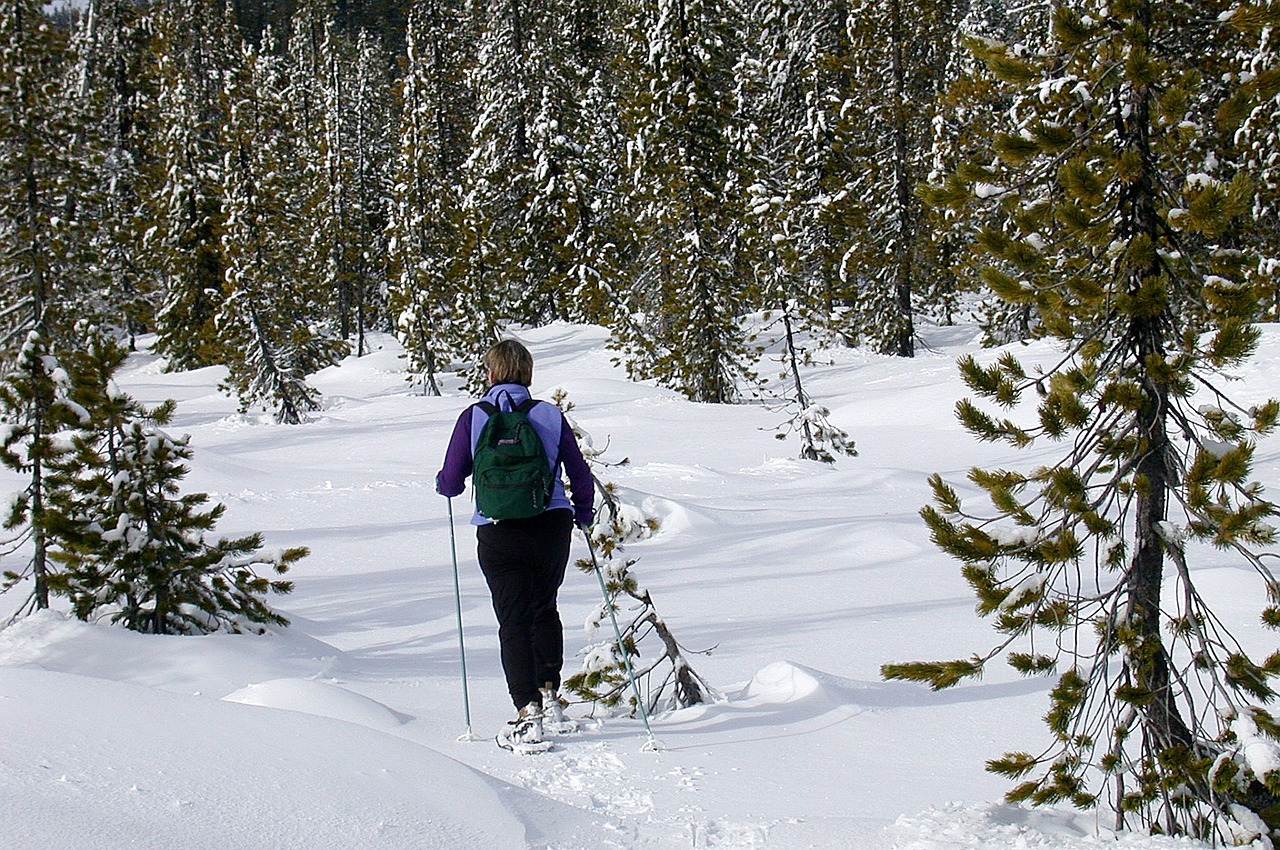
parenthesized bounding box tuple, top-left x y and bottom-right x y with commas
(540, 686, 579, 736)
(497, 702, 554, 755)
(496, 735, 555, 755)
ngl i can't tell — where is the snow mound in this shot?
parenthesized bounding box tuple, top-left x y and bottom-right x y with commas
(0, 610, 348, 699)
(223, 678, 411, 728)
(0, 666, 615, 850)
(0, 608, 85, 665)
(738, 661, 896, 708)
(741, 661, 827, 703)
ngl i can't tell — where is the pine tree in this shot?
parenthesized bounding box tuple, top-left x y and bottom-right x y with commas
(888, 0, 1280, 838)
(551, 390, 716, 714)
(525, 0, 624, 328)
(554, 1, 628, 328)
(343, 28, 395, 353)
(218, 37, 347, 424)
(1220, 1, 1280, 320)
(282, 0, 337, 334)
(733, 0, 802, 323)
(0, 0, 102, 355)
(69, 0, 159, 340)
(0, 331, 84, 615)
(455, 0, 591, 328)
(314, 20, 395, 355)
(612, 0, 756, 403)
(146, 0, 239, 369)
(924, 0, 1019, 341)
(738, 0, 862, 347)
(449, 0, 614, 386)
(563, 63, 629, 327)
(46, 328, 304, 634)
(284, 0, 331, 148)
(523, 72, 596, 320)
(767, 304, 857, 462)
(836, 0, 960, 356)
(456, 0, 537, 323)
(387, 0, 474, 395)
(0, 0, 104, 613)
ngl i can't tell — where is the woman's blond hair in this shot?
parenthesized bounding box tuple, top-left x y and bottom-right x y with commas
(483, 339, 534, 386)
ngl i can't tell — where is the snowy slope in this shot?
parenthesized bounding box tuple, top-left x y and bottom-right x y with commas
(2, 322, 1278, 849)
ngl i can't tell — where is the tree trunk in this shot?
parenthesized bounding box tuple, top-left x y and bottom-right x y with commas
(1122, 0, 1196, 806)
(783, 308, 819, 460)
(19, 6, 50, 608)
(888, 0, 915, 358)
(1127, 346, 1191, 748)
(31, 460, 49, 610)
(423, 347, 441, 397)
(638, 601, 708, 710)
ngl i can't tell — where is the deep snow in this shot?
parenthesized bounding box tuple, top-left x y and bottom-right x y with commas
(2, 321, 1277, 849)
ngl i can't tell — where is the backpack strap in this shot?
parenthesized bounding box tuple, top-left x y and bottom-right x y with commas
(475, 399, 537, 417)
(481, 394, 540, 414)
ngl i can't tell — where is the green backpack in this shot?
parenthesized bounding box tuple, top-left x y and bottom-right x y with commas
(472, 399, 554, 520)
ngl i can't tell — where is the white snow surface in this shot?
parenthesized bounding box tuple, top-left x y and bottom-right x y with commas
(3, 322, 1279, 849)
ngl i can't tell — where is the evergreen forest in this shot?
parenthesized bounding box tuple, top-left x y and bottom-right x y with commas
(6, 0, 1269, 418)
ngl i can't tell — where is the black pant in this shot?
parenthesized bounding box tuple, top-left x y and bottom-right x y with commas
(476, 509, 573, 710)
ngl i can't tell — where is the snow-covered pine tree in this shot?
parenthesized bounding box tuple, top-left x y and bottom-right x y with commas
(552, 390, 717, 715)
(736, 0, 869, 447)
(523, 73, 602, 322)
(316, 20, 376, 353)
(734, 0, 805, 323)
(611, 0, 756, 403)
(805, 0, 876, 347)
(386, 0, 473, 395)
(0, 0, 102, 356)
(460, 0, 534, 320)
(531, 0, 624, 328)
(768, 304, 856, 463)
(0, 331, 84, 616)
(738, 0, 861, 347)
(68, 0, 159, 341)
(317, 16, 356, 348)
(563, 63, 629, 328)
(835, 0, 961, 357)
(1220, 2, 1280, 320)
(554, 2, 628, 329)
(282, 0, 333, 147)
(280, 0, 336, 332)
(146, 0, 239, 370)
(446, 0, 512, 356)
(0, 0, 106, 613)
(455, 0, 605, 329)
(923, 0, 1020, 340)
(47, 327, 303, 634)
(340, 28, 395, 354)
(450, 0, 605, 388)
(217, 37, 347, 424)
(887, 0, 1280, 839)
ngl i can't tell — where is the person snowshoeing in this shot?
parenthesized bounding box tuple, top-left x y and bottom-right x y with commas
(436, 339, 594, 749)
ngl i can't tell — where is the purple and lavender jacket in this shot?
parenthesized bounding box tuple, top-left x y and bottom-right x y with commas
(435, 383, 594, 526)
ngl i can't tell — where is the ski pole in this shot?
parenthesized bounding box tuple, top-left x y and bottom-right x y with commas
(581, 526, 663, 752)
(447, 497, 482, 742)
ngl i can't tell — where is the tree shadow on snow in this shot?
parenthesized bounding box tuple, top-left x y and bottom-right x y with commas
(629, 661, 1049, 752)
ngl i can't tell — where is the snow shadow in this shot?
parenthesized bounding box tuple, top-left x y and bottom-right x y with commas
(638, 660, 1048, 753)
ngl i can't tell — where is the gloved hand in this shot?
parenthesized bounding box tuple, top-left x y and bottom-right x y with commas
(574, 511, 593, 531)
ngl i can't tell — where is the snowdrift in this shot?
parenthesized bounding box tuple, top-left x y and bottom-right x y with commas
(2, 323, 1278, 849)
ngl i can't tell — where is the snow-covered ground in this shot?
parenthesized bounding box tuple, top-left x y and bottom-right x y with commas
(2, 322, 1277, 849)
